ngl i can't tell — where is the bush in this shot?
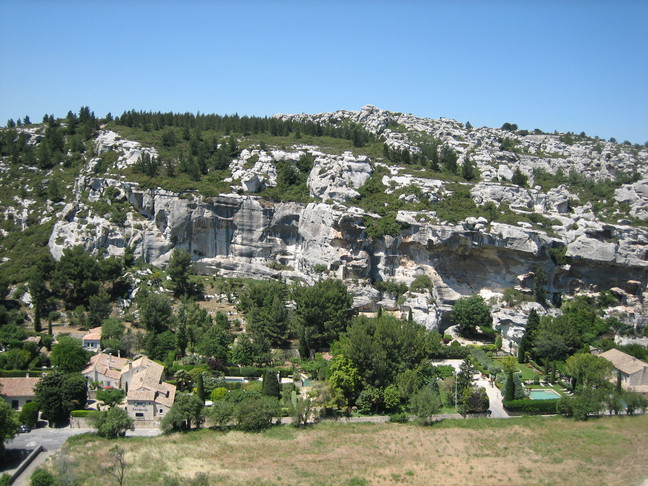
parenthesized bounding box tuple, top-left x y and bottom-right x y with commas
(19, 401, 39, 427)
(389, 412, 410, 423)
(235, 396, 279, 432)
(70, 410, 93, 417)
(227, 366, 263, 378)
(30, 468, 57, 486)
(410, 275, 433, 293)
(504, 398, 559, 414)
(90, 407, 134, 438)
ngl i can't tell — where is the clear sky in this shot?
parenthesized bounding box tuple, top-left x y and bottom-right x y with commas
(1, 1, 647, 143)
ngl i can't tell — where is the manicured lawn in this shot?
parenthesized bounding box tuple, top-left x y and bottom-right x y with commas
(494, 357, 539, 380)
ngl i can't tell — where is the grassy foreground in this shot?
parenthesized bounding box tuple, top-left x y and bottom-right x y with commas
(57, 415, 647, 486)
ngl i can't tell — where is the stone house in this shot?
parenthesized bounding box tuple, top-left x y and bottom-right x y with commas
(599, 349, 648, 395)
(122, 357, 176, 421)
(82, 353, 129, 389)
(81, 327, 102, 352)
(0, 377, 40, 410)
(82, 353, 176, 420)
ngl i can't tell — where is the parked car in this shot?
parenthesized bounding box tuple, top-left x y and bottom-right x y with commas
(18, 425, 31, 433)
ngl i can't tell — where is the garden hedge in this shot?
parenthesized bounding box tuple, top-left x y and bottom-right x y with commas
(503, 398, 561, 414)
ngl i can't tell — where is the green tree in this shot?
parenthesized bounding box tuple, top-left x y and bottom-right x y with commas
(624, 391, 648, 415)
(234, 396, 278, 432)
(167, 249, 194, 297)
(230, 334, 269, 366)
(533, 330, 569, 376)
(262, 370, 280, 398)
(533, 268, 547, 304)
(88, 288, 112, 327)
(440, 145, 458, 173)
(504, 370, 515, 401)
(96, 388, 126, 408)
(19, 401, 39, 428)
(138, 293, 172, 333)
(28, 269, 47, 332)
(161, 393, 205, 433)
(462, 387, 490, 414)
(511, 168, 528, 187)
(34, 372, 87, 427)
(0, 400, 19, 460)
(292, 279, 353, 353)
(209, 400, 235, 428)
(240, 281, 290, 347)
(408, 386, 441, 424)
(461, 155, 478, 181)
(335, 315, 430, 388)
(518, 309, 539, 363)
(327, 355, 361, 409)
(565, 353, 614, 389)
(133, 152, 159, 177)
(51, 246, 101, 308)
(51, 336, 90, 372)
(195, 323, 231, 361)
(450, 295, 492, 337)
(90, 407, 134, 438)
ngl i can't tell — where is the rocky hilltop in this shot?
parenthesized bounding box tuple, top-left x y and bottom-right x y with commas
(2, 106, 647, 346)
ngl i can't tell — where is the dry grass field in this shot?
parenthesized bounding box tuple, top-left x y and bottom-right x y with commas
(55, 415, 648, 486)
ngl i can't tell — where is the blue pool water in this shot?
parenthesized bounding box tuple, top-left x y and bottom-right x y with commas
(529, 389, 561, 400)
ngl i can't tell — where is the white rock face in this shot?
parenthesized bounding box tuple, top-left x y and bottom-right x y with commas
(308, 151, 372, 202)
(94, 130, 158, 169)
(37, 107, 648, 333)
(615, 181, 648, 220)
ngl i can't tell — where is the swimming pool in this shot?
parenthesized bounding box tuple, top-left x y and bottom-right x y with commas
(529, 389, 561, 400)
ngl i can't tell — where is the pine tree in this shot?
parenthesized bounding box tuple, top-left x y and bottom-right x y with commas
(461, 155, 478, 181)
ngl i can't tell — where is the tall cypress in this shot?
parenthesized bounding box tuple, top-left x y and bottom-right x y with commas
(262, 370, 280, 398)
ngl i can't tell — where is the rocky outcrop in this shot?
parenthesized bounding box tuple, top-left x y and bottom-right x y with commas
(49, 173, 648, 332)
(39, 106, 648, 334)
(308, 152, 372, 202)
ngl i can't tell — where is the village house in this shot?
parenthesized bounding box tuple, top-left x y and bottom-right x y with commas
(82, 353, 176, 420)
(122, 357, 176, 420)
(82, 353, 129, 388)
(0, 377, 40, 410)
(81, 326, 102, 352)
(599, 348, 648, 395)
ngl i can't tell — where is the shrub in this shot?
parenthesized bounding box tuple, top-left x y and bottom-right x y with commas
(30, 468, 57, 486)
(504, 398, 559, 414)
(19, 401, 39, 427)
(410, 275, 433, 293)
(70, 410, 93, 418)
(235, 366, 263, 378)
(389, 412, 410, 423)
(235, 396, 279, 432)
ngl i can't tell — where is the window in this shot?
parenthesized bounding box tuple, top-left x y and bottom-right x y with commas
(135, 413, 144, 418)
(11, 400, 18, 410)
(159, 409, 163, 413)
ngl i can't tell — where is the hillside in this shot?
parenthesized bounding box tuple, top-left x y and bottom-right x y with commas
(0, 106, 646, 347)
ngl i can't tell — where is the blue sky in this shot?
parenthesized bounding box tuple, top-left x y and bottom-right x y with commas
(1, 1, 647, 143)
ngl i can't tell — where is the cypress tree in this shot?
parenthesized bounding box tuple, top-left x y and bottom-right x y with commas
(262, 370, 280, 398)
(504, 370, 515, 401)
(197, 373, 205, 403)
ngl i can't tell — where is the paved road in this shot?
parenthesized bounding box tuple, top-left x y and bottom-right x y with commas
(4, 426, 162, 486)
(475, 375, 509, 418)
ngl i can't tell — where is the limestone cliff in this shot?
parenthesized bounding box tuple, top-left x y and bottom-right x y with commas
(33, 106, 648, 342)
